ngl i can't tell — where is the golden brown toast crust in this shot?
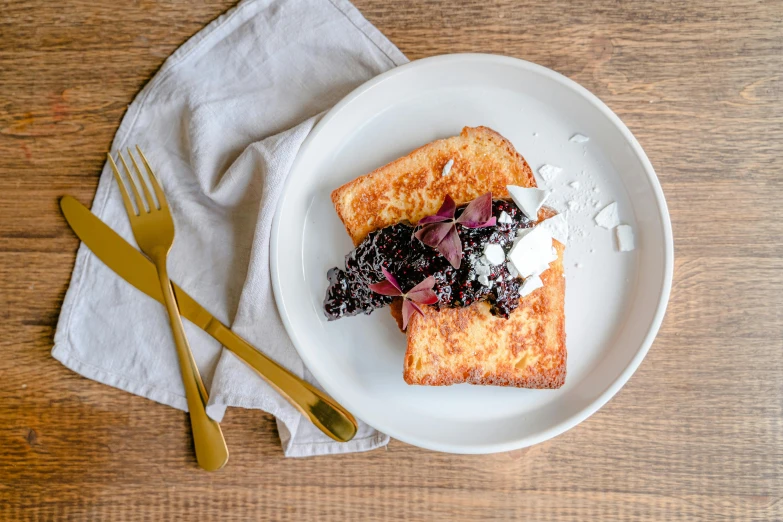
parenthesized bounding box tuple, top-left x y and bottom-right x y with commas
(331, 126, 536, 246)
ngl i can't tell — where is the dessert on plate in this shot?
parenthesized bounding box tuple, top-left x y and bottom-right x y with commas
(324, 126, 566, 388)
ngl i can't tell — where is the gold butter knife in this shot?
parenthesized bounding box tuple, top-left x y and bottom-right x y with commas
(60, 195, 358, 443)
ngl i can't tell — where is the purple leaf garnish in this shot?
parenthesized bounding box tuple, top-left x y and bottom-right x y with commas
(415, 221, 453, 247)
(368, 268, 403, 296)
(458, 215, 497, 228)
(406, 276, 439, 305)
(401, 300, 421, 330)
(367, 280, 401, 296)
(417, 195, 456, 224)
(414, 193, 497, 268)
(381, 267, 402, 293)
(368, 272, 438, 330)
(438, 226, 463, 269)
(455, 192, 495, 228)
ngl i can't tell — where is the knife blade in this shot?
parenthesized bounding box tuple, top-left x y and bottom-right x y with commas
(59, 196, 357, 442)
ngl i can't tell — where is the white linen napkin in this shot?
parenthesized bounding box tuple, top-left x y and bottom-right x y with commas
(52, 0, 407, 457)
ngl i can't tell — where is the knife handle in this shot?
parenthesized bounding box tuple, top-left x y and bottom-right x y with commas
(206, 321, 358, 443)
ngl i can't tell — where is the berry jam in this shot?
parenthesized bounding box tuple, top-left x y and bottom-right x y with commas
(323, 199, 535, 321)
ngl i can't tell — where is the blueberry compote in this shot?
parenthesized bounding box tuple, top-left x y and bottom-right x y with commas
(323, 199, 535, 321)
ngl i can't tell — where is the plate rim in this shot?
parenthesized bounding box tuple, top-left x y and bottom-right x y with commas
(271, 53, 674, 453)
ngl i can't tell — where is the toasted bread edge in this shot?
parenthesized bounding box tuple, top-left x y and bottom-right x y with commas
(330, 126, 537, 246)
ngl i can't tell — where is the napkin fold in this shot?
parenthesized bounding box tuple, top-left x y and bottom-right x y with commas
(53, 0, 407, 457)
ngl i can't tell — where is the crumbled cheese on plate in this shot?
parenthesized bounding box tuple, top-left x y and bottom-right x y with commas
(616, 224, 635, 251)
(594, 202, 620, 229)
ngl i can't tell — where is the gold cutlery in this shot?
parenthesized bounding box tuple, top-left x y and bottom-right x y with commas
(61, 195, 358, 444)
(108, 147, 229, 471)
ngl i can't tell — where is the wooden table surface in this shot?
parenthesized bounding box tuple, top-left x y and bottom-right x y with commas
(1, 0, 781, 520)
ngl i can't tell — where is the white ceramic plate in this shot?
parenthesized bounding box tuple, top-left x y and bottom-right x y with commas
(271, 54, 672, 453)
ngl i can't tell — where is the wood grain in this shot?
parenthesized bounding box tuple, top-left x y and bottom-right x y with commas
(1, 0, 782, 520)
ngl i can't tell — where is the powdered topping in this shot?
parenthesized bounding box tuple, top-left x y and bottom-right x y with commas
(538, 164, 563, 183)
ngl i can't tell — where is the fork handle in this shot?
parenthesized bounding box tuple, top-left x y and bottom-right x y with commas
(154, 256, 229, 471)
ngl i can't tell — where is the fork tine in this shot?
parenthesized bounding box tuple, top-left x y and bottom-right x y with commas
(136, 146, 168, 210)
(127, 147, 158, 211)
(117, 152, 147, 214)
(107, 153, 138, 217)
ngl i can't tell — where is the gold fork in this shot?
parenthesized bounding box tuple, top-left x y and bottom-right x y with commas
(108, 146, 229, 471)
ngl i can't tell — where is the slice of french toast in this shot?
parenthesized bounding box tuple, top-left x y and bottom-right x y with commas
(332, 126, 536, 246)
(330, 126, 566, 388)
(403, 232, 565, 387)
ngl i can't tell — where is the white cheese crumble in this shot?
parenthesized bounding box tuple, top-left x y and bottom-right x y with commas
(507, 185, 549, 221)
(570, 181, 580, 189)
(519, 275, 543, 297)
(474, 260, 491, 277)
(498, 211, 513, 224)
(441, 159, 454, 176)
(507, 226, 557, 278)
(537, 213, 568, 245)
(483, 243, 505, 265)
(616, 224, 635, 251)
(594, 202, 620, 229)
